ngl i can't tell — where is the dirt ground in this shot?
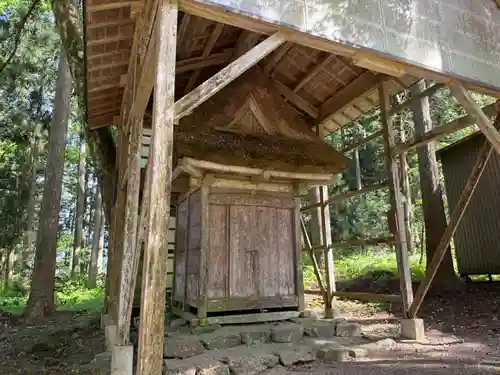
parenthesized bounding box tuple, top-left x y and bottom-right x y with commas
(0, 281, 499, 374)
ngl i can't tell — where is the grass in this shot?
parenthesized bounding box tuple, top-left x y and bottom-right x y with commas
(302, 249, 426, 288)
(0, 279, 104, 315)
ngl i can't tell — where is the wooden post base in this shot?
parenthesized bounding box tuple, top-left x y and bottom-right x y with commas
(111, 345, 134, 375)
(400, 319, 425, 342)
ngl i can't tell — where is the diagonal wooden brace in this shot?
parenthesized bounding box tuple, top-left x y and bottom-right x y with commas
(408, 110, 500, 318)
(450, 83, 500, 155)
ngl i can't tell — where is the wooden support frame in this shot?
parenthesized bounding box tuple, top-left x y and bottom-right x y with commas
(300, 216, 326, 296)
(174, 32, 286, 121)
(408, 111, 500, 318)
(319, 185, 336, 318)
(450, 83, 500, 155)
(388, 83, 444, 116)
(342, 130, 382, 154)
(301, 182, 388, 212)
(393, 102, 498, 154)
(378, 82, 414, 315)
(136, 0, 177, 373)
(304, 289, 401, 303)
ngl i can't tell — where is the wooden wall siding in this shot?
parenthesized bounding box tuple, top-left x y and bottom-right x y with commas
(186, 189, 201, 302)
(276, 208, 295, 296)
(174, 199, 188, 300)
(256, 206, 278, 298)
(207, 204, 228, 299)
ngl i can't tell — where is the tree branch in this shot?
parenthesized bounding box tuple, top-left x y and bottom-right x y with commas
(0, 0, 41, 74)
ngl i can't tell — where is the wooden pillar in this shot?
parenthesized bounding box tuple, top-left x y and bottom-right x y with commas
(307, 187, 324, 264)
(398, 118, 412, 254)
(319, 185, 336, 318)
(116, 115, 143, 345)
(136, 0, 177, 373)
(378, 82, 414, 315)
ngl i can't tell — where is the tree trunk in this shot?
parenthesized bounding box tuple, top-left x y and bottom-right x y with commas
(3, 249, 12, 292)
(411, 80, 456, 284)
(88, 185, 102, 288)
(97, 216, 105, 276)
(24, 50, 72, 322)
(72, 133, 86, 279)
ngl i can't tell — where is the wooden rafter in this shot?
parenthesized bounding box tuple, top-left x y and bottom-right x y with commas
(293, 54, 336, 93)
(273, 80, 318, 118)
(175, 50, 232, 73)
(174, 32, 286, 121)
(263, 42, 291, 75)
(184, 23, 224, 94)
(88, 61, 128, 72)
(233, 30, 261, 60)
(317, 71, 386, 124)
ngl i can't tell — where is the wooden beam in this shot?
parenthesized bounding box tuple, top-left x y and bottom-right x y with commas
(451, 83, 500, 155)
(319, 185, 336, 318)
(273, 80, 319, 118)
(317, 71, 386, 124)
(409, 111, 500, 318)
(116, 114, 143, 345)
(175, 50, 233, 74)
(263, 42, 291, 75)
(87, 35, 132, 46)
(87, 1, 140, 11)
(184, 23, 224, 94)
(88, 61, 128, 72)
(394, 102, 498, 154)
(342, 130, 382, 153)
(301, 182, 388, 212)
(304, 290, 401, 303)
(174, 32, 286, 122)
(388, 83, 444, 116)
(379, 82, 414, 315)
(136, 0, 177, 374)
(300, 216, 326, 296)
(294, 54, 336, 92)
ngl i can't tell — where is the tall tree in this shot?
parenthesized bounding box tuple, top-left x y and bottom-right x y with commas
(24, 49, 72, 321)
(71, 132, 85, 278)
(411, 80, 456, 284)
(88, 183, 101, 288)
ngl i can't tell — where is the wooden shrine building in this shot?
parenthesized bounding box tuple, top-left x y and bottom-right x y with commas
(82, 0, 500, 374)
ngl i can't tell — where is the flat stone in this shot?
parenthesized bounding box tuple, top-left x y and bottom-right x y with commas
(164, 356, 229, 375)
(171, 318, 188, 329)
(223, 354, 279, 375)
(299, 310, 318, 319)
(192, 323, 222, 335)
(164, 337, 206, 359)
(400, 318, 425, 342)
(270, 325, 304, 343)
(200, 334, 241, 350)
(347, 347, 368, 358)
(363, 338, 396, 350)
(316, 344, 348, 362)
(303, 322, 336, 338)
(240, 330, 270, 346)
(277, 347, 316, 366)
(336, 323, 362, 337)
(260, 367, 289, 375)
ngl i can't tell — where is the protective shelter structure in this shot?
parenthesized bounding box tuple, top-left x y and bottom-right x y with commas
(82, 0, 500, 373)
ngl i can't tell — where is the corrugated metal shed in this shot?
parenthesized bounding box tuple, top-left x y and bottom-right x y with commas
(438, 133, 500, 276)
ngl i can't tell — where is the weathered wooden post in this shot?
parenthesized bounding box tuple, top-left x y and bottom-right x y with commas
(136, 0, 178, 373)
(378, 82, 420, 340)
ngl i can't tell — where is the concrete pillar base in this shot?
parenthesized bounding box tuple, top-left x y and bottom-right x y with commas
(111, 345, 134, 375)
(105, 324, 117, 350)
(400, 318, 425, 341)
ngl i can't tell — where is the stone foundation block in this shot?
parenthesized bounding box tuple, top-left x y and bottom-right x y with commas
(240, 330, 270, 346)
(336, 322, 362, 337)
(316, 344, 348, 362)
(105, 325, 117, 349)
(270, 325, 304, 343)
(223, 354, 279, 375)
(303, 322, 336, 338)
(164, 337, 206, 359)
(164, 356, 229, 375)
(200, 334, 242, 350)
(111, 345, 133, 375)
(400, 319, 425, 341)
(277, 347, 315, 366)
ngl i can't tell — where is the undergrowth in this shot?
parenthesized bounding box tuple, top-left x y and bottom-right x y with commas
(302, 249, 425, 288)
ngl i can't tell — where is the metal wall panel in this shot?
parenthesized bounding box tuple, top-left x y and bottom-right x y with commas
(193, 0, 500, 90)
(439, 133, 500, 275)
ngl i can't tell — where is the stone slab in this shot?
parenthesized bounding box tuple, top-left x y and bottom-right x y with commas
(240, 330, 270, 346)
(336, 323, 362, 337)
(222, 353, 279, 375)
(277, 347, 316, 366)
(303, 321, 336, 338)
(164, 337, 206, 359)
(164, 356, 229, 375)
(400, 319, 425, 342)
(270, 325, 304, 343)
(316, 344, 348, 363)
(200, 334, 242, 350)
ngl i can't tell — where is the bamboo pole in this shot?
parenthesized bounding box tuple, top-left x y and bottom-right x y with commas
(136, 0, 177, 373)
(409, 111, 500, 318)
(379, 82, 414, 315)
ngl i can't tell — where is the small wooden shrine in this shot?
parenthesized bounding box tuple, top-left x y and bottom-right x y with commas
(170, 68, 349, 321)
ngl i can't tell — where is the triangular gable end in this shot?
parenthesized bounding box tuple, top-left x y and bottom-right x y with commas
(216, 94, 275, 136)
